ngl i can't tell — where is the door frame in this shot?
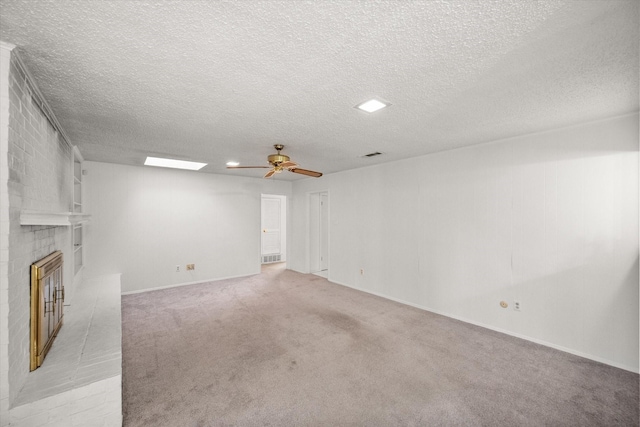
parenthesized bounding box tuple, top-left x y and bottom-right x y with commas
(308, 190, 329, 274)
(261, 194, 287, 263)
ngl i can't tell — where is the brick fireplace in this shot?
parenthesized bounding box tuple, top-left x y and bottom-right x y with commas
(1, 44, 120, 426)
(30, 251, 64, 371)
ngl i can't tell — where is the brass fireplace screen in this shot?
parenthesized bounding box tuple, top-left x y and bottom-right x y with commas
(30, 251, 64, 371)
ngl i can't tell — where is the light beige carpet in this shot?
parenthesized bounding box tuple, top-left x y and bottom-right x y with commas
(122, 263, 639, 426)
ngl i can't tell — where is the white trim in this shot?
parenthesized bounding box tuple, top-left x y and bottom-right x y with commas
(20, 210, 91, 226)
(72, 145, 84, 163)
(120, 272, 259, 295)
(329, 278, 640, 374)
(0, 41, 16, 51)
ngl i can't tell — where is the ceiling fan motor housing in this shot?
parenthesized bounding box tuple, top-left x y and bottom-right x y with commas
(268, 153, 290, 166)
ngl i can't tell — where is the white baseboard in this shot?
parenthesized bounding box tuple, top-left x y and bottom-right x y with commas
(329, 278, 639, 374)
(120, 272, 259, 295)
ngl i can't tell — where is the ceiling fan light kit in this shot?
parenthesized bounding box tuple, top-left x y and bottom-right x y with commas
(227, 144, 322, 179)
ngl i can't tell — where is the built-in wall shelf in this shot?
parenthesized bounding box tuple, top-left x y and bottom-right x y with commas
(72, 147, 85, 274)
(20, 211, 91, 227)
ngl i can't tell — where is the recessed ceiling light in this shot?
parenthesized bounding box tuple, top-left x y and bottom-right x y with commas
(226, 161, 240, 167)
(144, 156, 207, 171)
(355, 99, 390, 113)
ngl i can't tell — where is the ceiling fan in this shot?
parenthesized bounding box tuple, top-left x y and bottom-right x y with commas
(227, 144, 323, 178)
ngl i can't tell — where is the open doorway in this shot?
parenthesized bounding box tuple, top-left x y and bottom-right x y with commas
(309, 191, 328, 277)
(261, 194, 286, 264)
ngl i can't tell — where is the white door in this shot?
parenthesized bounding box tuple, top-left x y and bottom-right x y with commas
(261, 195, 285, 262)
(319, 193, 329, 271)
(309, 191, 328, 273)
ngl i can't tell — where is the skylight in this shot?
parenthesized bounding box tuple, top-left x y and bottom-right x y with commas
(355, 99, 390, 113)
(144, 157, 207, 171)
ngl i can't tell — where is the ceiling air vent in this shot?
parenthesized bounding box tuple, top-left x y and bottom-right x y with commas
(363, 151, 383, 158)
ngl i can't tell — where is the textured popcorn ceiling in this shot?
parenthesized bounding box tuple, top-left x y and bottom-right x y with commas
(0, 1, 638, 179)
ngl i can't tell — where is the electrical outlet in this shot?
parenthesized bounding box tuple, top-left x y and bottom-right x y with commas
(514, 300, 521, 311)
(176, 265, 180, 272)
(360, 268, 364, 275)
(187, 264, 195, 271)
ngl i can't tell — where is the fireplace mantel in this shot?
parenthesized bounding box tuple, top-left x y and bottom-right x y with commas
(20, 210, 91, 226)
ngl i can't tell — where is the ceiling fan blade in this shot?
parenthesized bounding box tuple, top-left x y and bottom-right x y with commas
(264, 169, 276, 178)
(227, 166, 270, 169)
(290, 168, 323, 178)
(280, 161, 298, 169)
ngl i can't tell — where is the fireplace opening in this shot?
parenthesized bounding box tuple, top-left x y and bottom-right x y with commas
(30, 250, 64, 371)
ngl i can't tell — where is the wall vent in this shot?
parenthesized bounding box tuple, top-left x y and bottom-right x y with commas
(262, 254, 282, 264)
(363, 151, 382, 157)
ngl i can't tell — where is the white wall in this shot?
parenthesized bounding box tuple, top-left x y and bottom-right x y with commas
(83, 161, 292, 293)
(290, 113, 639, 372)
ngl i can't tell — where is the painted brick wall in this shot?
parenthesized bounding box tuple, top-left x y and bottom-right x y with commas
(0, 42, 14, 427)
(9, 273, 122, 426)
(9, 375, 122, 427)
(1, 45, 74, 423)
